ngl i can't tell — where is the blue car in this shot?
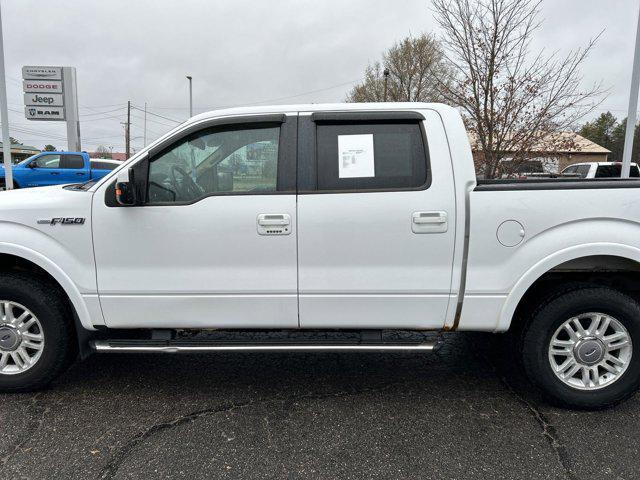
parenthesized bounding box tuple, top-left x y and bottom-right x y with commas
(0, 151, 121, 189)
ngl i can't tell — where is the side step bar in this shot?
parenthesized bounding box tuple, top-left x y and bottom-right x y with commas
(92, 340, 438, 353)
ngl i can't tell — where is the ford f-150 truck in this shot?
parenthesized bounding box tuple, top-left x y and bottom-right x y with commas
(0, 151, 120, 189)
(1, 103, 639, 409)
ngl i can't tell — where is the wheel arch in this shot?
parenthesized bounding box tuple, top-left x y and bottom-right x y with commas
(0, 245, 95, 332)
(500, 243, 640, 332)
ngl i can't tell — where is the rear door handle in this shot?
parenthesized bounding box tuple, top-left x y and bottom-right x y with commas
(257, 214, 291, 235)
(412, 211, 448, 233)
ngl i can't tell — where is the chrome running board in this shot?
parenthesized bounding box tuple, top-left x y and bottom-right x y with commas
(92, 340, 438, 353)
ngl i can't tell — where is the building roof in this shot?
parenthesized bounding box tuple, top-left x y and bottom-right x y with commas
(109, 152, 127, 161)
(0, 143, 40, 154)
(548, 132, 611, 154)
(468, 131, 610, 155)
(89, 152, 127, 161)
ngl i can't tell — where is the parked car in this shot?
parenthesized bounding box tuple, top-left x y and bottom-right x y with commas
(2, 103, 640, 409)
(0, 151, 120, 189)
(561, 161, 640, 178)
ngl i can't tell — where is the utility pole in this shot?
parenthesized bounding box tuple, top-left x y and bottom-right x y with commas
(0, 2, 13, 189)
(123, 100, 131, 159)
(143, 101, 147, 147)
(622, 3, 640, 178)
(383, 68, 390, 102)
(186, 75, 193, 117)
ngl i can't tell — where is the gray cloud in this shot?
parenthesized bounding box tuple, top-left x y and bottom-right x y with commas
(1, 0, 637, 151)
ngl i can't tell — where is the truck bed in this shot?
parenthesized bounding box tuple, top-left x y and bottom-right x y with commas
(475, 178, 640, 191)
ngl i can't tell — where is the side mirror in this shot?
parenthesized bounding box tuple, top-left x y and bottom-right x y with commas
(27, 162, 36, 169)
(115, 167, 137, 206)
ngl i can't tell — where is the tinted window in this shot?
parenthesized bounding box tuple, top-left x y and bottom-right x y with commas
(562, 165, 576, 174)
(316, 122, 428, 191)
(594, 164, 640, 178)
(576, 165, 591, 177)
(91, 161, 118, 171)
(147, 125, 280, 204)
(32, 154, 61, 169)
(61, 154, 85, 169)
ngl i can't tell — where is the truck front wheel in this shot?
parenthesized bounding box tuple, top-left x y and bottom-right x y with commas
(522, 286, 640, 409)
(0, 272, 75, 392)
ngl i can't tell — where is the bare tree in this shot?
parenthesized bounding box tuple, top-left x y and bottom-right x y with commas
(431, 0, 604, 178)
(347, 33, 452, 103)
(94, 145, 112, 159)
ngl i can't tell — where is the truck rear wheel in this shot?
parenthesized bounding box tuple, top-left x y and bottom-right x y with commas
(0, 273, 75, 393)
(522, 286, 640, 409)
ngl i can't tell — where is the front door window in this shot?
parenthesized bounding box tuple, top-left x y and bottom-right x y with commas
(147, 126, 280, 204)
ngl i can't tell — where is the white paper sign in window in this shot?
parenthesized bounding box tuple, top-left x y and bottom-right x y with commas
(338, 134, 375, 178)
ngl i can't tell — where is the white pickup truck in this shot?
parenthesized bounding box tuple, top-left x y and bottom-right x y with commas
(1, 103, 639, 409)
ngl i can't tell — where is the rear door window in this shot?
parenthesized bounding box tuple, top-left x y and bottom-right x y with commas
(576, 165, 591, 177)
(91, 161, 118, 171)
(60, 154, 85, 169)
(315, 122, 428, 191)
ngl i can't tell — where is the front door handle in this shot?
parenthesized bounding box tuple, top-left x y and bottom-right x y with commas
(257, 214, 291, 235)
(412, 211, 448, 234)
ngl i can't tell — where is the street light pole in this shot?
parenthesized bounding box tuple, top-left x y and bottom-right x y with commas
(143, 101, 147, 147)
(383, 68, 390, 102)
(621, 3, 640, 178)
(0, 2, 13, 190)
(186, 75, 193, 117)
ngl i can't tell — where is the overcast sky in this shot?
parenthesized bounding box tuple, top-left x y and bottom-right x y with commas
(1, 0, 638, 152)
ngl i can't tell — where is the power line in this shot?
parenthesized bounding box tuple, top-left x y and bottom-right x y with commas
(79, 106, 126, 117)
(81, 114, 126, 123)
(131, 105, 181, 124)
(146, 77, 364, 111)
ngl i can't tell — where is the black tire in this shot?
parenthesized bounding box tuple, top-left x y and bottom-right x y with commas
(0, 272, 76, 393)
(522, 286, 640, 409)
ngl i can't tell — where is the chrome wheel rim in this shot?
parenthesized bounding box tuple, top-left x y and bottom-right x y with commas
(0, 301, 45, 375)
(548, 312, 632, 390)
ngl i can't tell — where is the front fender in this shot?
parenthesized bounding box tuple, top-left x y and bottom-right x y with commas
(0, 242, 97, 330)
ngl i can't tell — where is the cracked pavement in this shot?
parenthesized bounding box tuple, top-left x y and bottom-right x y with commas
(1, 333, 639, 480)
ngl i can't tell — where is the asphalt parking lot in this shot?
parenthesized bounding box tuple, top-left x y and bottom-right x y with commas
(1, 332, 639, 480)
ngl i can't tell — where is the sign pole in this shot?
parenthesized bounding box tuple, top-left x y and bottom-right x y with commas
(621, 3, 640, 178)
(62, 67, 80, 151)
(0, 2, 13, 189)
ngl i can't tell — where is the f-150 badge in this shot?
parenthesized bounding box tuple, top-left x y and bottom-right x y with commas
(37, 217, 85, 226)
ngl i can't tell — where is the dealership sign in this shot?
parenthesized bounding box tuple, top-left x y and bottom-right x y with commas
(23, 79, 63, 94)
(21, 66, 62, 80)
(21, 66, 81, 150)
(23, 92, 64, 107)
(25, 106, 65, 121)
(23, 66, 66, 121)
